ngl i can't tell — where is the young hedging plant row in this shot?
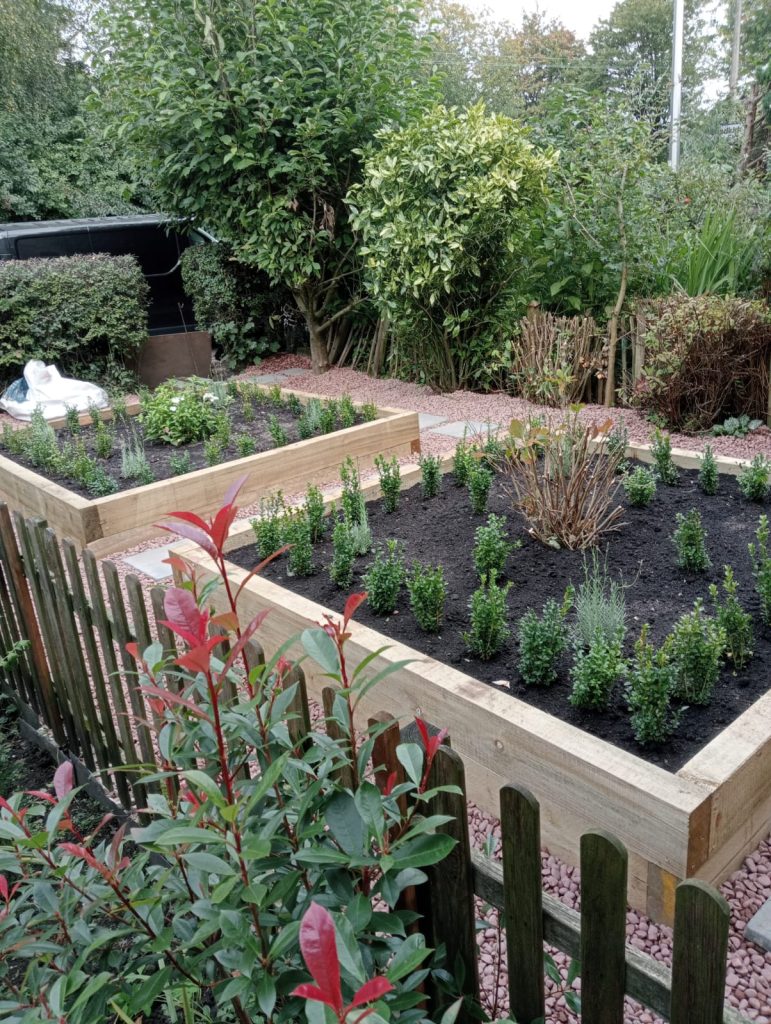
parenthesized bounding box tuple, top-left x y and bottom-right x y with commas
(253, 431, 770, 749)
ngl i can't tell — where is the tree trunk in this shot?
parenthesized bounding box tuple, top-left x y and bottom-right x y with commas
(292, 287, 330, 374)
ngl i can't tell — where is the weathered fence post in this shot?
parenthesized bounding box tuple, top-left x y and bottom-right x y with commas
(670, 880, 730, 1024)
(421, 745, 480, 1017)
(500, 784, 545, 1024)
(580, 830, 628, 1024)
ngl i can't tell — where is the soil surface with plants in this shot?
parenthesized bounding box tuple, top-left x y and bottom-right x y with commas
(0, 389, 367, 499)
(228, 464, 771, 771)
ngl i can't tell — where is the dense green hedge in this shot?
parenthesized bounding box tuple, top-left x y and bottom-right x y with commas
(180, 242, 291, 368)
(0, 254, 149, 383)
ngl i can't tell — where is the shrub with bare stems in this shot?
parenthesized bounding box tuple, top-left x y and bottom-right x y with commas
(499, 407, 625, 550)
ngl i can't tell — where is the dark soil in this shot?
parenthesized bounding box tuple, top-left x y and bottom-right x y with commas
(228, 464, 771, 772)
(4, 400, 363, 498)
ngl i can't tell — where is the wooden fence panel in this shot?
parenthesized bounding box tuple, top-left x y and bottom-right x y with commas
(671, 880, 731, 1024)
(581, 831, 629, 1024)
(500, 784, 545, 1024)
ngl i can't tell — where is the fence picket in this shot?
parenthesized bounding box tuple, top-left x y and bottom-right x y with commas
(0, 505, 59, 735)
(322, 685, 355, 789)
(422, 746, 480, 1014)
(61, 538, 130, 806)
(282, 664, 312, 747)
(101, 561, 156, 776)
(670, 880, 731, 1024)
(580, 830, 628, 1024)
(500, 784, 545, 1024)
(17, 515, 81, 754)
(82, 549, 142, 801)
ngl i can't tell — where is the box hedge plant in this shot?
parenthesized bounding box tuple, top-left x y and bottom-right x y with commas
(0, 253, 148, 383)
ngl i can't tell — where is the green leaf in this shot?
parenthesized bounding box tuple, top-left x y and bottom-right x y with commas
(184, 852, 237, 876)
(257, 972, 277, 1016)
(301, 627, 339, 674)
(325, 792, 365, 855)
(387, 933, 431, 981)
(396, 743, 423, 787)
(391, 833, 455, 869)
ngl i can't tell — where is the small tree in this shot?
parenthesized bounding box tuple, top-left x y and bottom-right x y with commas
(95, 0, 435, 372)
(350, 103, 554, 390)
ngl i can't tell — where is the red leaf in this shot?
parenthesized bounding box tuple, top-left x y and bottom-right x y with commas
(0, 875, 7, 902)
(348, 977, 394, 1010)
(298, 902, 343, 1014)
(163, 553, 193, 576)
(210, 502, 238, 553)
(343, 592, 367, 627)
(222, 475, 248, 508)
(219, 610, 270, 680)
(163, 510, 211, 533)
(157, 520, 218, 560)
(414, 718, 430, 751)
(53, 761, 74, 800)
(139, 685, 212, 721)
(211, 610, 239, 632)
(125, 642, 140, 663)
(26, 789, 57, 805)
(291, 984, 335, 1007)
(163, 589, 208, 646)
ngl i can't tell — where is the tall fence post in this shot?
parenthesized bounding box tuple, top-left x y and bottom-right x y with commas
(670, 880, 730, 1024)
(421, 745, 480, 1017)
(580, 830, 628, 1024)
(500, 784, 545, 1024)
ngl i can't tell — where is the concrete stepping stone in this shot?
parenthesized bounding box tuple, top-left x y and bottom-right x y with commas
(746, 897, 771, 951)
(122, 546, 173, 581)
(418, 413, 448, 430)
(431, 419, 501, 438)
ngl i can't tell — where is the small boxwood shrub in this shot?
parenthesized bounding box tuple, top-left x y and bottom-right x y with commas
(626, 625, 680, 745)
(0, 254, 148, 383)
(738, 455, 771, 502)
(672, 509, 711, 572)
(516, 589, 572, 687)
(622, 466, 657, 507)
(666, 600, 725, 705)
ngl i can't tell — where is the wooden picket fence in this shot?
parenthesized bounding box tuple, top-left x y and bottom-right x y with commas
(0, 503, 753, 1024)
(420, 745, 750, 1024)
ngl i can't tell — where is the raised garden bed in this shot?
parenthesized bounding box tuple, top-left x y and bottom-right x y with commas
(0, 384, 419, 554)
(176, 445, 771, 924)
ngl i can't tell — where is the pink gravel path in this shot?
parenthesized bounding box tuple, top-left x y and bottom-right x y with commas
(105, 353, 771, 1021)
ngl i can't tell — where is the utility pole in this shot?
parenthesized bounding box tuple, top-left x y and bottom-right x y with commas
(729, 0, 743, 98)
(669, 0, 685, 171)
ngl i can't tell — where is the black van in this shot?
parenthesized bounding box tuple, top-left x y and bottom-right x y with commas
(0, 214, 212, 335)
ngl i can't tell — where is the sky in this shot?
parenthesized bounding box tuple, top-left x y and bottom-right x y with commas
(462, 0, 620, 40)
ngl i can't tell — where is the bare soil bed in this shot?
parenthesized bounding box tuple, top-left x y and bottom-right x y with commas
(227, 464, 771, 772)
(1, 401, 365, 498)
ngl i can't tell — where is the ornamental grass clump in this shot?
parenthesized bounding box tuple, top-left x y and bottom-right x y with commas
(626, 625, 680, 745)
(419, 454, 441, 498)
(750, 515, 771, 625)
(672, 509, 711, 571)
(666, 599, 725, 705)
(516, 588, 573, 687)
(120, 434, 152, 482)
(710, 565, 753, 670)
(622, 466, 657, 507)
(329, 520, 356, 589)
(375, 454, 401, 512)
(569, 632, 625, 711)
(698, 445, 719, 495)
(340, 457, 372, 555)
(738, 454, 771, 502)
(573, 552, 626, 651)
(473, 514, 514, 579)
(501, 409, 624, 550)
(463, 573, 511, 660)
(651, 428, 678, 485)
(467, 462, 493, 515)
(407, 562, 447, 633)
(363, 540, 405, 614)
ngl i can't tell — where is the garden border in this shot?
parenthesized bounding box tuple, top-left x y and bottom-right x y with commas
(0, 386, 420, 556)
(174, 441, 771, 925)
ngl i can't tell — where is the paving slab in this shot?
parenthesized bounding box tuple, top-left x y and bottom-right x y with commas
(249, 372, 292, 384)
(418, 413, 448, 430)
(746, 897, 771, 951)
(431, 419, 501, 439)
(122, 546, 173, 581)
(280, 367, 314, 378)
